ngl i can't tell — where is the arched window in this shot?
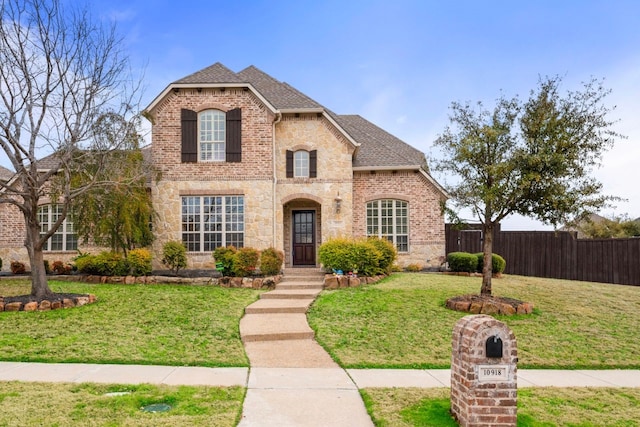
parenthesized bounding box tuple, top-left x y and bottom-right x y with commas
(37, 205, 77, 251)
(366, 199, 409, 252)
(199, 109, 226, 161)
(294, 150, 309, 177)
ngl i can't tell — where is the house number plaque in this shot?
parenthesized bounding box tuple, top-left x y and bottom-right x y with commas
(476, 364, 509, 382)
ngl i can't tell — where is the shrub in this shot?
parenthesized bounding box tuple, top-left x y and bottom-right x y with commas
(93, 251, 129, 276)
(474, 252, 507, 274)
(319, 237, 386, 276)
(213, 246, 237, 276)
(446, 252, 478, 273)
(74, 253, 98, 274)
(10, 261, 26, 274)
(367, 237, 397, 273)
(260, 247, 284, 276)
(52, 260, 72, 275)
(233, 247, 260, 277)
(127, 248, 152, 276)
(161, 241, 187, 275)
(405, 263, 422, 272)
(318, 237, 355, 273)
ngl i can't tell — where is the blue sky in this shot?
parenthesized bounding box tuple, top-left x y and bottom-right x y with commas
(6, 0, 640, 229)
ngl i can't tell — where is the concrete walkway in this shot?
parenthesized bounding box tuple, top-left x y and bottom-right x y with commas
(238, 269, 373, 427)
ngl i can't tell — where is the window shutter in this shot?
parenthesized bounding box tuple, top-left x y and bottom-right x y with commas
(286, 150, 293, 178)
(181, 109, 198, 163)
(226, 108, 242, 162)
(309, 150, 317, 178)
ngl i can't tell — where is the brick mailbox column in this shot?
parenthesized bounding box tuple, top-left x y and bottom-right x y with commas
(451, 314, 517, 427)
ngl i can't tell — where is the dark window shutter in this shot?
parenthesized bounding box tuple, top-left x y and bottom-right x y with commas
(181, 109, 198, 163)
(309, 150, 317, 178)
(226, 108, 242, 162)
(286, 150, 293, 178)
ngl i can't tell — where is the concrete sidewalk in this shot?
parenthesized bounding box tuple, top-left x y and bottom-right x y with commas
(2, 362, 640, 389)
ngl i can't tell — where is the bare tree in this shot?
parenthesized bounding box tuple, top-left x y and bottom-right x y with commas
(0, 0, 143, 300)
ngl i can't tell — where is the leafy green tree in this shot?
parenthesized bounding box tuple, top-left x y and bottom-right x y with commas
(433, 76, 622, 295)
(0, 0, 142, 300)
(579, 215, 640, 238)
(70, 115, 153, 255)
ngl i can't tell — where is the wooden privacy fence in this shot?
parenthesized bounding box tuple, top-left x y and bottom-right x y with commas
(445, 224, 640, 286)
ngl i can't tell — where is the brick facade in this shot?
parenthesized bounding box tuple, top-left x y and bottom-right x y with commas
(353, 170, 446, 268)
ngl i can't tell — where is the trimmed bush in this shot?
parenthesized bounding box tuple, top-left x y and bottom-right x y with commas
(93, 251, 129, 276)
(405, 263, 422, 272)
(260, 247, 284, 276)
(233, 247, 260, 277)
(213, 246, 237, 276)
(319, 237, 387, 276)
(161, 241, 187, 275)
(474, 252, 507, 274)
(10, 261, 26, 274)
(128, 248, 152, 276)
(318, 237, 356, 273)
(367, 237, 397, 273)
(52, 260, 72, 275)
(446, 252, 478, 273)
(74, 253, 98, 274)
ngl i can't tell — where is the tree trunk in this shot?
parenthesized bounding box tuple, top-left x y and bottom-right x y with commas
(25, 215, 55, 300)
(480, 223, 494, 295)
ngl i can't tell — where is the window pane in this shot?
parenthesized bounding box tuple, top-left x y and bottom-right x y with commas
(365, 199, 409, 253)
(294, 151, 309, 178)
(181, 195, 244, 251)
(199, 110, 226, 162)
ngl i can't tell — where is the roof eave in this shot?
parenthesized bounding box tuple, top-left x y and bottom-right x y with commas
(322, 112, 360, 148)
(143, 82, 279, 119)
(352, 166, 449, 199)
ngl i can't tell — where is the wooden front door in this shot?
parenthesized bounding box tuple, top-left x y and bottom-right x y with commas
(292, 210, 316, 266)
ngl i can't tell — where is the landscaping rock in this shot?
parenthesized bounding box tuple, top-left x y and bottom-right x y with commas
(446, 294, 534, 316)
(38, 300, 52, 311)
(24, 301, 38, 311)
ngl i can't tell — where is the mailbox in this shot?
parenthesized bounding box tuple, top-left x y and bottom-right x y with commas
(486, 335, 503, 358)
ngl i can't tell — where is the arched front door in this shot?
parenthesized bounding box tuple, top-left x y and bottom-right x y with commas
(292, 210, 316, 266)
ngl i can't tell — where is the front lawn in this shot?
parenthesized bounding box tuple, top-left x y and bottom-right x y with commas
(308, 273, 640, 369)
(0, 280, 261, 367)
(361, 387, 640, 427)
(0, 381, 243, 427)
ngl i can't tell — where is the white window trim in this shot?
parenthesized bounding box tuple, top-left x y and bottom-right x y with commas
(199, 109, 226, 162)
(366, 199, 409, 253)
(38, 204, 77, 252)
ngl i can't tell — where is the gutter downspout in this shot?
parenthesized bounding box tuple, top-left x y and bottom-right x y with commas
(272, 111, 282, 249)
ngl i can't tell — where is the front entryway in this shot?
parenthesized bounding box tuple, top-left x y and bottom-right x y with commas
(292, 210, 316, 266)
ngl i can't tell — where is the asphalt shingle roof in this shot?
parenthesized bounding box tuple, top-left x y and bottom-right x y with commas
(172, 63, 430, 170)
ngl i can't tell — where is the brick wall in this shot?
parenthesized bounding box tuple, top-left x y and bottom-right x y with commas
(353, 170, 446, 268)
(451, 315, 518, 427)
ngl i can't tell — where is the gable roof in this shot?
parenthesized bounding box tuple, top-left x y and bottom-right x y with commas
(145, 62, 446, 196)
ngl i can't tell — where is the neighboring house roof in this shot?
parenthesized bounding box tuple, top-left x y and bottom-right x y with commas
(145, 62, 447, 196)
(0, 165, 13, 182)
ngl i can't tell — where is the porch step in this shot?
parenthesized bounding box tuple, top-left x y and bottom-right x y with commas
(244, 298, 314, 314)
(260, 289, 322, 300)
(276, 281, 324, 291)
(240, 313, 315, 342)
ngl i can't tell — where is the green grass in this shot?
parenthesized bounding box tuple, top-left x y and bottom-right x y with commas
(308, 273, 640, 369)
(0, 280, 262, 367)
(0, 381, 243, 426)
(361, 387, 640, 426)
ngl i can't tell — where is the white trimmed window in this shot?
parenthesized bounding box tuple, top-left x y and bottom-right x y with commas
(199, 110, 226, 161)
(366, 199, 409, 252)
(294, 150, 309, 177)
(37, 205, 78, 251)
(182, 195, 244, 252)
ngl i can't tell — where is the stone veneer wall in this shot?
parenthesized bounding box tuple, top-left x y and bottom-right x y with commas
(275, 114, 355, 266)
(0, 203, 26, 269)
(353, 170, 446, 268)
